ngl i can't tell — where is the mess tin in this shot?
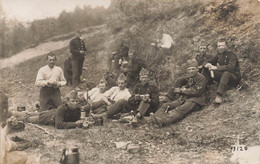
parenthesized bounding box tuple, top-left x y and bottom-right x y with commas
(60, 147, 79, 164)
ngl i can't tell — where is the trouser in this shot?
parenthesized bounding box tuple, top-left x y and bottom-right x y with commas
(107, 99, 136, 117)
(71, 59, 84, 88)
(64, 58, 72, 85)
(85, 100, 107, 114)
(154, 99, 201, 126)
(136, 101, 150, 117)
(203, 70, 239, 95)
(39, 87, 62, 112)
(13, 111, 40, 124)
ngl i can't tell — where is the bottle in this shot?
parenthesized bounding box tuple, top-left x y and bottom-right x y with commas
(80, 108, 86, 120)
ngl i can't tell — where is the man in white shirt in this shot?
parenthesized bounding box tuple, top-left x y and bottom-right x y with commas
(90, 74, 131, 116)
(35, 53, 66, 111)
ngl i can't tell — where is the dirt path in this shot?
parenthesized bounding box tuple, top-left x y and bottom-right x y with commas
(0, 24, 106, 69)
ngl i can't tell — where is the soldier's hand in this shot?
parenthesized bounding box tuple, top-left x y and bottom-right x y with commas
(142, 96, 150, 103)
(75, 120, 84, 127)
(134, 94, 141, 101)
(80, 50, 85, 54)
(174, 88, 181, 93)
(204, 63, 212, 69)
(210, 65, 217, 70)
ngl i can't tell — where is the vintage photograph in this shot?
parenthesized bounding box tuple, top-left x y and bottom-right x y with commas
(1, 0, 260, 163)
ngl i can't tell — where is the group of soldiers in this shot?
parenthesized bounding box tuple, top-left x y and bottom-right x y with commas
(9, 31, 241, 129)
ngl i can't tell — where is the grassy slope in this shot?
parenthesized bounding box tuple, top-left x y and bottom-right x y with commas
(1, 0, 260, 163)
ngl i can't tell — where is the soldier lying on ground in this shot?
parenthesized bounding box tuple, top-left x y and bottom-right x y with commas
(12, 91, 83, 129)
(93, 68, 159, 127)
(86, 74, 132, 115)
(149, 59, 208, 127)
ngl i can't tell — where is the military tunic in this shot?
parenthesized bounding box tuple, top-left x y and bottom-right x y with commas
(154, 73, 207, 126)
(38, 104, 81, 129)
(128, 83, 159, 116)
(206, 50, 241, 95)
(69, 37, 87, 87)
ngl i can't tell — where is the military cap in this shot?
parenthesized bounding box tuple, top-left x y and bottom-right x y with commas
(139, 68, 149, 76)
(67, 91, 79, 99)
(187, 59, 198, 67)
(118, 73, 127, 81)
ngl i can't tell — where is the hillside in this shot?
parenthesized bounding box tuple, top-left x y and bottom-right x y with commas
(1, 0, 260, 163)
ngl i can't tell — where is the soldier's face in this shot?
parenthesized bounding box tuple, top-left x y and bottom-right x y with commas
(217, 42, 227, 53)
(68, 98, 79, 110)
(198, 45, 207, 55)
(75, 32, 81, 38)
(187, 67, 198, 77)
(99, 83, 107, 93)
(47, 56, 56, 68)
(140, 75, 149, 85)
(118, 80, 126, 90)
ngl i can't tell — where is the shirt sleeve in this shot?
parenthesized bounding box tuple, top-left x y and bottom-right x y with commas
(124, 90, 132, 101)
(128, 85, 139, 105)
(104, 87, 114, 98)
(58, 68, 67, 86)
(181, 76, 207, 97)
(217, 53, 238, 72)
(35, 68, 48, 87)
(55, 106, 77, 129)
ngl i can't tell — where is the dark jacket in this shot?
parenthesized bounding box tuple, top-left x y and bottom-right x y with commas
(171, 73, 208, 106)
(195, 53, 212, 67)
(39, 104, 80, 129)
(209, 50, 241, 80)
(128, 83, 159, 113)
(70, 37, 86, 60)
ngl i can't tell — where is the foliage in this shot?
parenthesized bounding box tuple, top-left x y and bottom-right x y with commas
(0, 5, 108, 58)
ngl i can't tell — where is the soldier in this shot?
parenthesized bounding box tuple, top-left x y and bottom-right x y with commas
(100, 68, 159, 127)
(150, 59, 208, 127)
(64, 50, 73, 85)
(195, 41, 212, 73)
(121, 48, 146, 89)
(88, 74, 132, 115)
(204, 38, 241, 104)
(70, 30, 87, 88)
(12, 91, 83, 129)
(35, 53, 66, 111)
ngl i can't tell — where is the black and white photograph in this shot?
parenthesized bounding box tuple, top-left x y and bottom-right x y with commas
(1, 0, 260, 163)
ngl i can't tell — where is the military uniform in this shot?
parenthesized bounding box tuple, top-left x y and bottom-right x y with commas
(205, 50, 241, 95)
(195, 53, 212, 70)
(64, 58, 72, 85)
(128, 83, 159, 116)
(125, 57, 146, 89)
(153, 72, 207, 126)
(70, 37, 86, 88)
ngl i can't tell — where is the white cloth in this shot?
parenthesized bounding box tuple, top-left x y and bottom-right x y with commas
(84, 87, 104, 103)
(104, 86, 131, 102)
(35, 65, 66, 87)
(160, 33, 173, 49)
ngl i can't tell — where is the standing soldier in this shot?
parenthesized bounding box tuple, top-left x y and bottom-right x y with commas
(64, 50, 73, 86)
(204, 38, 241, 104)
(35, 53, 66, 111)
(150, 59, 207, 127)
(121, 48, 146, 89)
(70, 30, 87, 88)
